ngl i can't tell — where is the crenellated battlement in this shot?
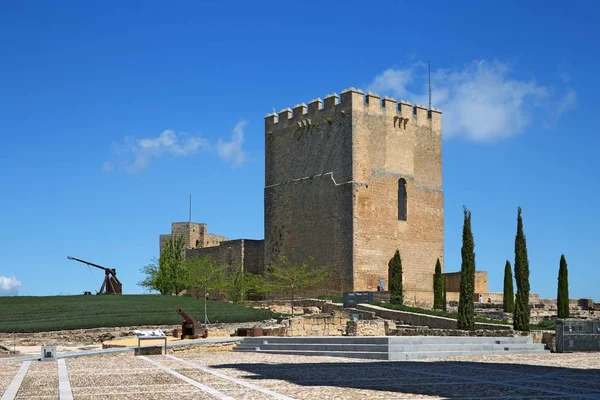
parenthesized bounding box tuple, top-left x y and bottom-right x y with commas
(265, 87, 442, 126)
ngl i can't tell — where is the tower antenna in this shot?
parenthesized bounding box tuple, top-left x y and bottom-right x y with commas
(189, 194, 192, 223)
(428, 60, 432, 111)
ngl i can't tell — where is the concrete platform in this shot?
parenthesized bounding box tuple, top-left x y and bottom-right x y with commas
(233, 335, 548, 360)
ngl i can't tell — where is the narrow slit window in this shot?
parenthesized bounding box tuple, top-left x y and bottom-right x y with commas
(398, 178, 407, 221)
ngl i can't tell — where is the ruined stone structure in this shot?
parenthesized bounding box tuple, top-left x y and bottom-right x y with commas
(264, 88, 444, 304)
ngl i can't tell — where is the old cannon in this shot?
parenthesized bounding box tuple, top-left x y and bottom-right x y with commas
(177, 308, 207, 339)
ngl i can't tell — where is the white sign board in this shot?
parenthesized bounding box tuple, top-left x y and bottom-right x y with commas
(134, 330, 168, 355)
(134, 329, 166, 338)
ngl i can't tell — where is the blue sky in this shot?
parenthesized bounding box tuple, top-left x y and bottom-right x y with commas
(1, 1, 598, 300)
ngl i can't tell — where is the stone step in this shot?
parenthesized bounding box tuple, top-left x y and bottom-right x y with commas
(388, 349, 546, 361)
(232, 348, 389, 360)
(240, 336, 390, 345)
(389, 343, 544, 352)
(232, 335, 547, 360)
(388, 336, 532, 345)
(232, 347, 545, 361)
(234, 342, 544, 353)
(235, 343, 390, 352)
(239, 336, 531, 345)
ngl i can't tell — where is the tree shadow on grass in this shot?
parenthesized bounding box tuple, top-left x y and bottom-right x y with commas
(213, 359, 600, 399)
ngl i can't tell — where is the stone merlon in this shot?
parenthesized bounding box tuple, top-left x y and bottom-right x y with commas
(265, 87, 442, 128)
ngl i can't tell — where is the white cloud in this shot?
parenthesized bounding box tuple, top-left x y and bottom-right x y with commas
(366, 60, 576, 142)
(216, 120, 247, 167)
(104, 122, 248, 173)
(556, 88, 577, 118)
(369, 68, 414, 100)
(0, 276, 21, 296)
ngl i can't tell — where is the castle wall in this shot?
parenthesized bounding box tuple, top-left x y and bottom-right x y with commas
(242, 239, 264, 275)
(349, 89, 444, 302)
(204, 233, 228, 247)
(264, 95, 355, 292)
(186, 240, 244, 271)
(443, 271, 489, 293)
(159, 234, 172, 253)
(185, 239, 265, 275)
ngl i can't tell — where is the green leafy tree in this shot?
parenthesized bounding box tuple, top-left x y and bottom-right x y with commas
(184, 255, 229, 323)
(264, 255, 328, 316)
(137, 257, 169, 295)
(389, 249, 404, 305)
(158, 234, 188, 295)
(222, 267, 258, 304)
(457, 206, 476, 330)
(513, 206, 531, 331)
(557, 254, 569, 319)
(503, 260, 515, 313)
(244, 271, 278, 300)
(433, 258, 444, 310)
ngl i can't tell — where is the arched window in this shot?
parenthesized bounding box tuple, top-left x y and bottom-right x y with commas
(398, 178, 407, 221)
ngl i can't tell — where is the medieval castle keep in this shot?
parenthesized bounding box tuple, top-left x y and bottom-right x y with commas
(160, 87, 489, 306)
(265, 88, 444, 304)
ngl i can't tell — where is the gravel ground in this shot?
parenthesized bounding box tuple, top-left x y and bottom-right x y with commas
(0, 350, 599, 399)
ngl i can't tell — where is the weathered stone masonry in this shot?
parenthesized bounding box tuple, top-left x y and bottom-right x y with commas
(264, 88, 445, 304)
(159, 222, 264, 276)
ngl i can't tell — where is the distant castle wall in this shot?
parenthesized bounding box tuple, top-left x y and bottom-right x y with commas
(185, 239, 264, 275)
(159, 222, 263, 276)
(443, 271, 489, 294)
(159, 222, 228, 255)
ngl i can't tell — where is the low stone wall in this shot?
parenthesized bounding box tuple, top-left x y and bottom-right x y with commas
(389, 327, 514, 337)
(542, 331, 556, 351)
(170, 341, 238, 353)
(356, 304, 512, 331)
(322, 302, 344, 313)
(284, 311, 349, 337)
(346, 320, 386, 336)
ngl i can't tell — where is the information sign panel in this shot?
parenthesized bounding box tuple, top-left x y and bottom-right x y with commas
(343, 291, 374, 308)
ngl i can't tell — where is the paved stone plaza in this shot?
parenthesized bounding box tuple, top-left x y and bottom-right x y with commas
(1, 350, 599, 399)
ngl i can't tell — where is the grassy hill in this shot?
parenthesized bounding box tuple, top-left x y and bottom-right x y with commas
(0, 294, 277, 333)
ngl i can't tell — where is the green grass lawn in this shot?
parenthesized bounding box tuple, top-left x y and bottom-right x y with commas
(0, 295, 277, 333)
(316, 295, 344, 303)
(530, 319, 556, 330)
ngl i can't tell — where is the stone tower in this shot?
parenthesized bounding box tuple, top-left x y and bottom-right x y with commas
(264, 87, 444, 305)
(159, 222, 228, 255)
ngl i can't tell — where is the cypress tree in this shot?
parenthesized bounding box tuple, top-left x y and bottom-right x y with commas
(513, 206, 531, 331)
(457, 206, 475, 330)
(503, 260, 515, 313)
(557, 254, 569, 319)
(442, 277, 447, 311)
(390, 249, 403, 304)
(433, 258, 444, 310)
